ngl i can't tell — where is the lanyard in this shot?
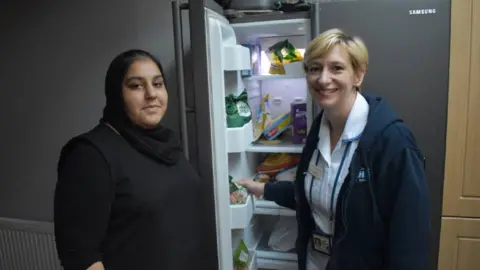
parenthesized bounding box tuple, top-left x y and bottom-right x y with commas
(309, 141, 352, 224)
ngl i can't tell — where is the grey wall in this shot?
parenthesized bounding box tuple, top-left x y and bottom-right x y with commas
(0, 0, 191, 222)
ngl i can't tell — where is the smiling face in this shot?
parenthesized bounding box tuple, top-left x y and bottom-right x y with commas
(122, 59, 167, 129)
(306, 45, 364, 109)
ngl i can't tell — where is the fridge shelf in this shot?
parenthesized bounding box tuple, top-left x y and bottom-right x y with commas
(223, 44, 251, 71)
(247, 142, 303, 154)
(243, 74, 305, 81)
(248, 250, 258, 270)
(232, 18, 309, 44)
(227, 121, 254, 153)
(254, 199, 296, 217)
(256, 258, 298, 270)
(231, 195, 254, 229)
(255, 231, 298, 264)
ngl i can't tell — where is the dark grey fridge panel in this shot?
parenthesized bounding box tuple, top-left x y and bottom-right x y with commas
(206, 0, 224, 14)
(171, 1, 222, 269)
(187, 0, 216, 185)
(315, 1, 450, 269)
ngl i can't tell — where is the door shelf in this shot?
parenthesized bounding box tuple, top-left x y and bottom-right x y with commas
(231, 195, 254, 229)
(254, 199, 296, 217)
(246, 142, 303, 154)
(223, 44, 251, 71)
(227, 121, 254, 153)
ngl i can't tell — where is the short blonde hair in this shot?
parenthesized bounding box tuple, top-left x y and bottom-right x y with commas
(303, 28, 369, 74)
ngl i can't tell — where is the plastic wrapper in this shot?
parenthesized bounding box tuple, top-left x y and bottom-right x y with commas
(253, 94, 270, 141)
(226, 90, 252, 128)
(233, 239, 250, 270)
(268, 216, 298, 252)
(256, 153, 301, 177)
(252, 94, 292, 142)
(229, 175, 248, 204)
(267, 39, 304, 75)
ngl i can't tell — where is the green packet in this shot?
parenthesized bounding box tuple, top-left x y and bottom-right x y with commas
(229, 175, 241, 193)
(226, 89, 252, 128)
(268, 39, 299, 62)
(233, 239, 250, 268)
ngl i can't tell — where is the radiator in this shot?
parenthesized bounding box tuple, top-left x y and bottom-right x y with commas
(0, 217, 62, 270)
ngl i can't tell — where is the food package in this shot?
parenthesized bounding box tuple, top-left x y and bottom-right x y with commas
(233, 240, 250, 270)
(253, 94, 271, 141)
(229, 175, 248, 204)
(291, 101, 307, 144)
(256, 153, 301, 177)
(275, 166, 298, 182)
(263, 111, 292, 140)
(226, 90, 252, 128)
(268, 39, 304, 75)
(253, 94, 292, 142)
(253, 173, 271, 184)
(268, 53, 286, 75)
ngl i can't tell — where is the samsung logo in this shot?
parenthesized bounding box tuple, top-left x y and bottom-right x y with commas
(409, 9, 436, 15)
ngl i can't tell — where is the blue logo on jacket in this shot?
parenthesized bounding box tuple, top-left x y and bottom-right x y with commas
(357, 167, 367, 182)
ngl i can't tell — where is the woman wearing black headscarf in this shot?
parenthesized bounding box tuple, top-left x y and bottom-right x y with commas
(54, 50, 207, 270)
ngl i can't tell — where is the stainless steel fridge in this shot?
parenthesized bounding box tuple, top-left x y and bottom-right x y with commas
(171, 0, 450, 269)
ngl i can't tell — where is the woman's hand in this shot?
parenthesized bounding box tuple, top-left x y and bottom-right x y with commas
(236, 179, 265, 198)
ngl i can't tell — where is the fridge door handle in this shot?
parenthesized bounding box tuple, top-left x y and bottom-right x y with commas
(310, 1, 321, 118)
(310, 1, 321, 38)
(172, 1, 191, 159)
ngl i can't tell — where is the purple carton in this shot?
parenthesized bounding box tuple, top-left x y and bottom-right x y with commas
(291, 101, 307, 144)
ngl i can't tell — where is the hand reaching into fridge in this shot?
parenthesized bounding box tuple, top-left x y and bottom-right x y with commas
(235, 179, 265, 198)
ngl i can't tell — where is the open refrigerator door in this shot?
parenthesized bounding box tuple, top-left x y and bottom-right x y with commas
(206, 10, 313, 268)
(199, 7, 314, 270)
(174, 1, 315, 269)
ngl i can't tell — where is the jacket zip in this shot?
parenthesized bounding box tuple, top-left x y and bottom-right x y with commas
(334, 169, 354, 246)
(334, 148, 360, 246)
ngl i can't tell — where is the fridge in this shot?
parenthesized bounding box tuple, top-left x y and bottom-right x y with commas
(171, 0, 451, 269)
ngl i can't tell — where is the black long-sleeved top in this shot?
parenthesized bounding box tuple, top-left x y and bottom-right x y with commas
(54, 124, 209, 270)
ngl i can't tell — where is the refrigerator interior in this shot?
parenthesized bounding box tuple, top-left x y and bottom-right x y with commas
(206, 9, 312, 270)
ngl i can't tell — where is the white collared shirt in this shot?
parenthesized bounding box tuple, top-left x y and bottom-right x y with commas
(305, 93, 369, 270)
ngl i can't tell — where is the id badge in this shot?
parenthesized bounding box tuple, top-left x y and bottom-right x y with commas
(312, 232, 332, 256)
(307, 162, 323, 179)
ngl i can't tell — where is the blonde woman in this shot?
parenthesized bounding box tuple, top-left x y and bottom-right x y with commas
(238, 29, 430, 270)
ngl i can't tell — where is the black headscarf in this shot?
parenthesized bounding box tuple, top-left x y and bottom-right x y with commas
(101, 49, 182, 165)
